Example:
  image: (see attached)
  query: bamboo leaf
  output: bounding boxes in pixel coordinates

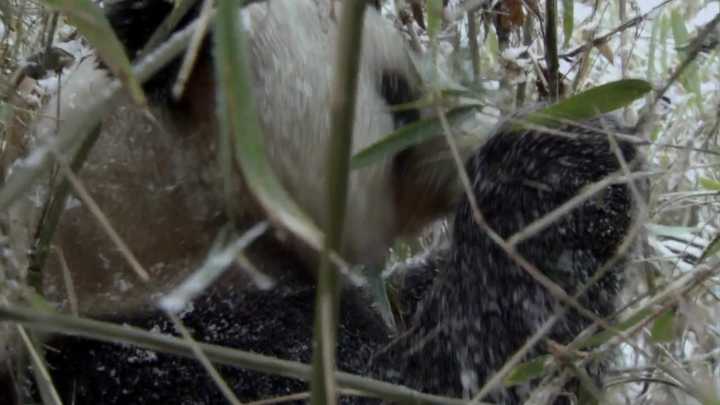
[698,234,720,264]
[699,177,720,191]
[670,9,702,104]
[513,79,652,131]
[579,308,653,349]
[214,0,325,253]
[648,15,660,80]
[562,0,573,48]
[650,308,676,343]
[426,0,443,40]
[351,106,477,170]
[43,0,146,105]
[504,355,550,386]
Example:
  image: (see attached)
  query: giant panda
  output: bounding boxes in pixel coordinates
[0,1,646,404]
[15,114,645,405]
[26,0,451,314]
[1,0,452,402]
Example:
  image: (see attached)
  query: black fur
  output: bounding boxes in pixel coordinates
[380,70,421,128]
[20,115,643,404]
[103,0,179,59]
[370,116,643,403]
[8,2,645,403]
[101,0,206,103]
[103,0,414,128]
[30,273,387,404]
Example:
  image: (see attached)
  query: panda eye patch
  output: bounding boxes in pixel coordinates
[380,70,421,129]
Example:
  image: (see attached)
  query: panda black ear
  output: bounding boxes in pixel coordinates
[104,0,178,60]
[102,0,212,105]
[380,70,421,129]
[377,60,465,234]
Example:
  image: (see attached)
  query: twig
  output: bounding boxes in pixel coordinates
[17,325,62,405]
[560,0,676,59]
[544,0,559,101]
[172,0,213,99]
[51,153,149,281]
[638,11,720,134]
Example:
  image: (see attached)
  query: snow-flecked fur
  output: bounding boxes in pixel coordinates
[27,115,644,405]
[371,116,644,403]
[2,1,645,404]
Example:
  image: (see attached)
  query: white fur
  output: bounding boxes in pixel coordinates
[19,0,420,313]
[243,0,416,262]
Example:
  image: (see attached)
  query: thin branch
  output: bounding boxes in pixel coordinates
[167,312,243,405]
[51,154,149,281]
[544,0,559,101]
[560,0,676,59]
[638,11,720,134]
[18,325,63,405]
